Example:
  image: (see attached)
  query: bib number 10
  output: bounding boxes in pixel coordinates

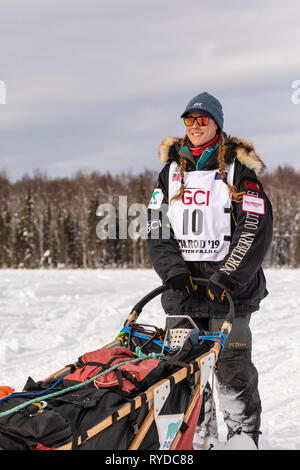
[183,208,203,235]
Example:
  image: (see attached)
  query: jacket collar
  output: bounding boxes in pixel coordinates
[158,133,266,174]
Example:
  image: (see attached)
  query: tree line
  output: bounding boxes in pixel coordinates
[0,166,299,269]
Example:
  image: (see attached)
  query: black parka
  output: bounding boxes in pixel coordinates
[147,134,273,318]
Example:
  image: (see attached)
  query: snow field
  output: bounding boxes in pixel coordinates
[0,268,299,450]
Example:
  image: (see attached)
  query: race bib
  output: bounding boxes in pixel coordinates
[167,161,235,262]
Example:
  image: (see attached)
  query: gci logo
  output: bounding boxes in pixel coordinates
[181,189,210,206]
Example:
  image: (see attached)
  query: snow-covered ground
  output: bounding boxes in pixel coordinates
[0,268,299,450]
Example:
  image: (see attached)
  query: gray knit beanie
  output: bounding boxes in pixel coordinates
[180,92,224,129]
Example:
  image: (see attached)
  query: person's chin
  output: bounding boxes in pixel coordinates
[190,136,209,147]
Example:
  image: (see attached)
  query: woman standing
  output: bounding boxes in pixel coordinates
[147,92,273,449]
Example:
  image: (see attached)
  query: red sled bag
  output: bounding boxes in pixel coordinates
[0,345,180,450]
[63,346,162,393]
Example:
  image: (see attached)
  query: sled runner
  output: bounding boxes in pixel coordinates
[0,278,234,451]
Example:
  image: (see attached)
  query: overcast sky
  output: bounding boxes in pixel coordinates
[0,0,300,181]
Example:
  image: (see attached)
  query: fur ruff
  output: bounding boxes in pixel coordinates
[158,136,265,174]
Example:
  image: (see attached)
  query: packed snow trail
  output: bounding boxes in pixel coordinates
[0,268,299,450]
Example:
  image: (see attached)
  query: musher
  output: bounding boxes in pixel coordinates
[146,91,273,449]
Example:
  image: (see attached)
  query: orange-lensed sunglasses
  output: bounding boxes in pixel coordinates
[183,116,209,126]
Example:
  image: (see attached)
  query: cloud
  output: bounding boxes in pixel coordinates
[0,0,300,181]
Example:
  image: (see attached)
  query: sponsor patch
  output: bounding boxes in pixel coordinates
[242,194,265,214]
[148,188,164,209]
[244,179,260,192]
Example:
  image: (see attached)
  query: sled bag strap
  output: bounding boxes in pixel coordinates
[164,360,193,379]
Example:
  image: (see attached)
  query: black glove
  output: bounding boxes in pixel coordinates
[206,280,228,303]
[167,274,198,295]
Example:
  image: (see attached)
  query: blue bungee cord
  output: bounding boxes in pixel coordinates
[120,326,226,351]
[0,377,64,404]
[199,331,227,349]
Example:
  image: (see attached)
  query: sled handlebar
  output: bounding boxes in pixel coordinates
[125,277,235,332]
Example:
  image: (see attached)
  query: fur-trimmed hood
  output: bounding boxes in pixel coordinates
[158,135,266,174]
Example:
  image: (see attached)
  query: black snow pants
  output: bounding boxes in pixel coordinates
[194,314,261,446]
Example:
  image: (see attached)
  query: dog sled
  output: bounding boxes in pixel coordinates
[0,278,234,451]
